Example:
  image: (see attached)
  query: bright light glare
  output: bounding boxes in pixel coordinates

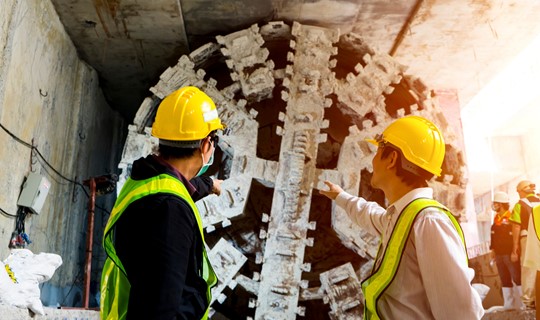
[462,33,540,129]
[461,32,540,173]
[461,131,496,173]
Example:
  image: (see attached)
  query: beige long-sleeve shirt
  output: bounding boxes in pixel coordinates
[335,187,484,320]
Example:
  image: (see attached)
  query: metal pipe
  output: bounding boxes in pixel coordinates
[389,0,423,56]
[83,178,96,309]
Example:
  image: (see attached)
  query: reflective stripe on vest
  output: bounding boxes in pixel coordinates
[100,174,218,320]
[533,205,540,241]
[361,198,466,320]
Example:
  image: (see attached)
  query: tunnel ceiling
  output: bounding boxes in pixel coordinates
[49,0,540,122]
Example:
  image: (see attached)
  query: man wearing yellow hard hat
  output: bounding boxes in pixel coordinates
[321,115,484,319]
[100,87,224,319]
[511,180,540,311]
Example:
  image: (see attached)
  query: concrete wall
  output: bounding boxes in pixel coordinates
[0,0,125,307]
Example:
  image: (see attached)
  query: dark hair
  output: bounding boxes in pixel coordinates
[380,144,433,188]
[158,145,197,160]
[158,131,217,160]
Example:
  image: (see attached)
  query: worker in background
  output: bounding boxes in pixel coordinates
[490,191,524,310]
[510,180,540,309]
[320,115,484,319]
[100,86,224,320]
[524,205,540,319]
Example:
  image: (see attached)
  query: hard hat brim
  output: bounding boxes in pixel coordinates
[365,138,378,146]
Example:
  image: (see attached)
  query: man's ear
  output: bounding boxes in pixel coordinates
[201,136,212,152]
[386,150,399,170]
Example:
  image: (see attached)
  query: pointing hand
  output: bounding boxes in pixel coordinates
[319,180,343,200]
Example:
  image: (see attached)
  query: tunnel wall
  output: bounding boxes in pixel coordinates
[0,0,125,307]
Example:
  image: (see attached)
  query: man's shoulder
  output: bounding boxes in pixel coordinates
[126,190,191,212]
[512,201,523,211]
[416,205,455,221]
[519,196,540,208]
[127,193,197,226]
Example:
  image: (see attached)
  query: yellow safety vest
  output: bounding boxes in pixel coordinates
[361,198,466,320]
[100,174,218,320]
[533,205,540,241]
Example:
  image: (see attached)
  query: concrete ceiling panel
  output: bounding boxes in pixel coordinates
[50,0,540,127]
[50,0,190,117]
[180,0,274,35]
[393,0,540,107]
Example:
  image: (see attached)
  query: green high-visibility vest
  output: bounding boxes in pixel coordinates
[361,198,466,320]
[533,205,540,241]
[100,174,218,320]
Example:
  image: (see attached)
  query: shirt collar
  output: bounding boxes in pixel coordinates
[387,187,433,215]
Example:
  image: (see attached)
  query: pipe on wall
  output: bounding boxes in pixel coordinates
[389,0,423,56]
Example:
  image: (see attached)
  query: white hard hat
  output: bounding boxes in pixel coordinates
[493,191,509,203]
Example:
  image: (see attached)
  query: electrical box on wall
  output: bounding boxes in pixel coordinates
[17,173,51,214]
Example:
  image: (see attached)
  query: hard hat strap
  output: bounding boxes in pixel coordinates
[381,141,427,178]
[400,156,424,177]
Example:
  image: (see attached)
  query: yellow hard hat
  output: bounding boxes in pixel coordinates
[367,115,445,176]
[152,86,224,145]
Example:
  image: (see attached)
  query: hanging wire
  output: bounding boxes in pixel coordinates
[0,122,112,216]
[0,122,81,184]
[0,206,17,218]
[1,121,116,307]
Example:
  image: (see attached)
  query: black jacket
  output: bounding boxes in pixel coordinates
[490,213,513,255]
[114,155,213,320]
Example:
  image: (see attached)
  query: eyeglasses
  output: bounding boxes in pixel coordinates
[518,184,536,193]
[374,133,387,148]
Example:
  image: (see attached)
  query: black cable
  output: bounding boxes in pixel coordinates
[96,203,111,216]
[33,146,81,185]
[0,206,17,218]
[0,122,33,148]
[2,121,114,306]
[16,207,28,234]
[0,121,113,216]
[35,150,70,186]
[0,122,82,185]
[60,265,84,306]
